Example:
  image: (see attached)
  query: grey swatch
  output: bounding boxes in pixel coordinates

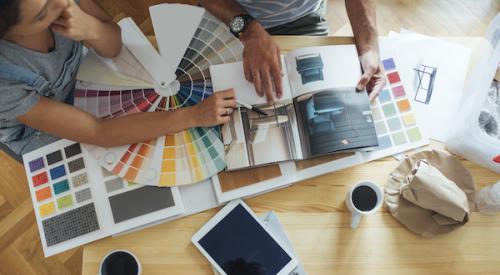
[42,203,100,246]
[105,178,124,193]
[72,173,88,188]
[108,186,175,224]
[75,188,92,203]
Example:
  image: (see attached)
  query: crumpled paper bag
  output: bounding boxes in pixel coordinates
[385,150,475,237]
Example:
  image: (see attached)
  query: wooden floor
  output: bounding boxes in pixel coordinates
[0,1,498,274]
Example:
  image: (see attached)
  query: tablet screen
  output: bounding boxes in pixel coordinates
[199,204,292,275]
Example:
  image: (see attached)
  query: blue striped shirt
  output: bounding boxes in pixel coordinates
[237,0,322,29]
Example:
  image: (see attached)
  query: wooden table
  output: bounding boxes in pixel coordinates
[82,37,500,275]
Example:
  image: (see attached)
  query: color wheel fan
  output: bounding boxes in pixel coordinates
[74,4,244,186]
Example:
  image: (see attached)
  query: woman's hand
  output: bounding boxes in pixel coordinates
[50,0,100,41]
[191,89,237,127]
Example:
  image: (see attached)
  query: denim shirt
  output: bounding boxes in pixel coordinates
[0,34,83,157]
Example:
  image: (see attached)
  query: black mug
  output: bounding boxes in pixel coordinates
[100,250,141,275]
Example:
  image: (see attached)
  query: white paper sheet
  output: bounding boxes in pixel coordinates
[390,31,472,142]
[210,56,294,105]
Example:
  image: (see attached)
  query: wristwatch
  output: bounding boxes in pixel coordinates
[229,14,255,38]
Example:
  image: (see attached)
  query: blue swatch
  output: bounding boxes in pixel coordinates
[377,135,392,149]
[379,89,391,103]
[50,165,66,180]
[387,117,402,131]
[382,58,396,71]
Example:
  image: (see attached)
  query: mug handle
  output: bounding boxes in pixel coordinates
[351,212,362,229]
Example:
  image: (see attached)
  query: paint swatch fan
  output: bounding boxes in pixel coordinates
[75,4,244,186]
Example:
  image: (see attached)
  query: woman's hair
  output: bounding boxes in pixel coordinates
[0,0,21,38]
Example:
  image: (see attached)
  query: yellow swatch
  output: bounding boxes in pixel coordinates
[39,202,55,217]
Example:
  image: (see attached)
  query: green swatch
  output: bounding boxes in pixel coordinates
[57,195,73,209]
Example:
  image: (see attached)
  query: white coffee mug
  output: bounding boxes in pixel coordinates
[346,180,384,229]
[98,250,142,275]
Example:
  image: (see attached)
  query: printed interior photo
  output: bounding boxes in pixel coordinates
[222,104,301,170]
[294,88,379,158]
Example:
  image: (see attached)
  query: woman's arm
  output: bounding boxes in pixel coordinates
[51,0,122,57]
[17,90,236,147]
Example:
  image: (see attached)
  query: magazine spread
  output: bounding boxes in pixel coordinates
[210,45,379,170]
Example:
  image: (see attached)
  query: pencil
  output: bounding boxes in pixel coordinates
[236,100,268,116]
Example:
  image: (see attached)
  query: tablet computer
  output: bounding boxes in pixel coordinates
[192,199,298,275]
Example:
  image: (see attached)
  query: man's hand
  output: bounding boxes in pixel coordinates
[241,22,283,104]
[356,48,386,101]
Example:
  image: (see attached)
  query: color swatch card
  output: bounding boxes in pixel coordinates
[361,38,429,161]
[75,5,244,187]
[23,139,185,257]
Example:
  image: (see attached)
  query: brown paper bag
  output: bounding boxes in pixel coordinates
[385,150,475,237]
[400,160,469,223]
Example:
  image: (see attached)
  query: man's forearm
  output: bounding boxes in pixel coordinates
[199,0,247,25]
[345,0,379,54]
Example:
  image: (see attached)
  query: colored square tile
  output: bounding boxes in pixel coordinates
[72,173,88,187]
[53,180,70,195]
[162,159,176,173]
[57,195,73,210]
[163,147,175,159]
[379,89,391,103]
[160,174,176,186]
[375,121,387,135]
[35,186,52,202]
[382,58,396,71]
[39,202,55,218]
[382,103,397,118]
[387,117,402,131]
[407,127,423,142]
[105,178,124,193]
[29,157,45,173]
[50,165,66,180]
[68,158,85,173]
[32,172,49,187]
[387,72,401,84]
[392,132,408,145]
[75,188,92,203]
[377,135,393,149]
[46,150,63,165]
[403,114,416,127]
[372,107,382,121]
[392,86,406,98]
[64,143,82,159]
[127,181,137,187]
[397,99,411,113]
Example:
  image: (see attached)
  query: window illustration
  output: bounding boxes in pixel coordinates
[413,63,437,105]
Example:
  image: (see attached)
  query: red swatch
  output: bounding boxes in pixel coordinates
[387,72,401,84]
[493,155,500,164]
[32,172,49,187]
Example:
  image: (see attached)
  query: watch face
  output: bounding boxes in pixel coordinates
[230,16,245,33]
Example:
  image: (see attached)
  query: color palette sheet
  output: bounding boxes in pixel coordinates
[23,139,184,257]
[75,5,243,187]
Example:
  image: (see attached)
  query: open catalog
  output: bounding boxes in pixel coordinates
[210,45,379,170]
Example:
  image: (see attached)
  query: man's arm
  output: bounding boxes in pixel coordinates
[199,0,283,104]
[345,0,385,100]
